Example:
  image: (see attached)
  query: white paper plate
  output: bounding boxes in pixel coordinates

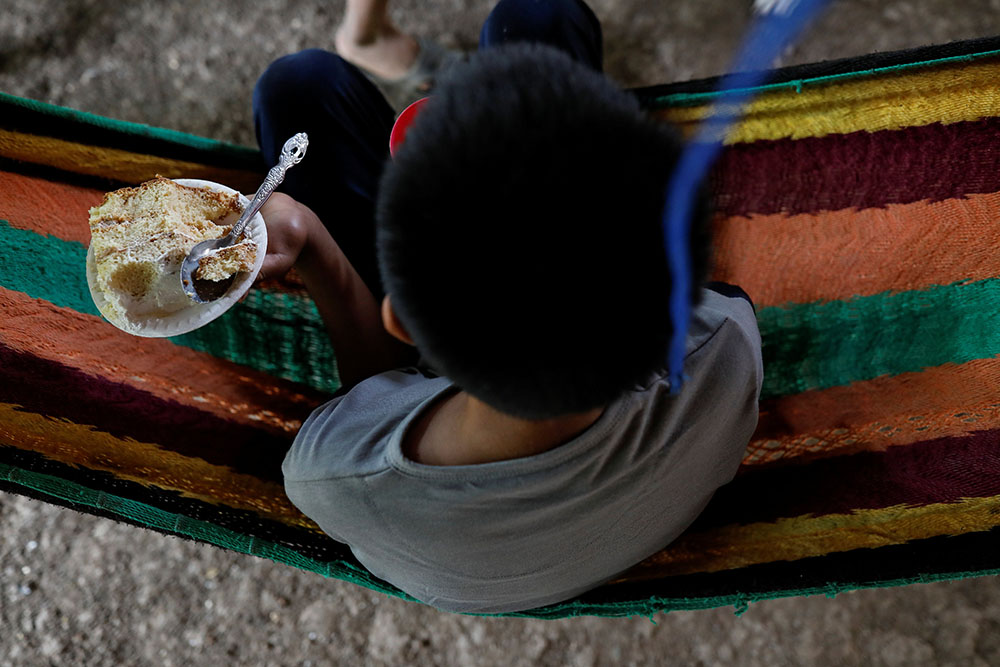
[86,178,268,338]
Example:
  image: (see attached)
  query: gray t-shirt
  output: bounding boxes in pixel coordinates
[283,289,762,613]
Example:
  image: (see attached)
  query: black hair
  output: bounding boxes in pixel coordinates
[377,43,711,419]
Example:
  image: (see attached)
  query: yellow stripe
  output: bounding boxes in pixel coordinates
[657,60,1000,143]
[616,495,1000,582]
[0,128,262,192]
[0,402,319,531]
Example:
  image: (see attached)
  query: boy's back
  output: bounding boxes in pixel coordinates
[284,289,761,613]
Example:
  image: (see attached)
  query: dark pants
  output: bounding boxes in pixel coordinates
[252,0,603,298]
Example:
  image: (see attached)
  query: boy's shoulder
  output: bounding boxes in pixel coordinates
[282,368,451,482]
[684,286,762,398]
[631,287,761,394]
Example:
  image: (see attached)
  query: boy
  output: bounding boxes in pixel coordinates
[254,1,762,613]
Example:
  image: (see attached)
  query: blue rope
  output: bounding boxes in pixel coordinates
[664,0,831,393]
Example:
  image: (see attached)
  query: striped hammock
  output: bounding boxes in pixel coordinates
[2,36,1000,620]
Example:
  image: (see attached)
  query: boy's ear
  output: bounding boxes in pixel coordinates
[381,295,415,346]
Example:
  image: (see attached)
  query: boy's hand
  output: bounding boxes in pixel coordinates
[256,192,414,386]
[258,192,315,281]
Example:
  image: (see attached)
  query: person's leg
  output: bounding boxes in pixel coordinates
[253,48,394,297]
[479,0,603,71]
[334,0,421,82]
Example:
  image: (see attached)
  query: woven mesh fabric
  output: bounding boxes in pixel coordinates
[2,37,1000,618]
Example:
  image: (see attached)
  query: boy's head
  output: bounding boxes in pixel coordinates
[376,43,711,420]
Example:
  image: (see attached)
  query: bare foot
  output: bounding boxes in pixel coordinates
[335,25,420,81]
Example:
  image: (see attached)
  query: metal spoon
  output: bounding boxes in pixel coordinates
[180,132,309,303]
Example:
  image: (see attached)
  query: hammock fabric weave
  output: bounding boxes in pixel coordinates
[2,36,1000,619]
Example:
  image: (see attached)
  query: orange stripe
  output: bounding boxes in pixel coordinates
[0,169,102,244]
[712,191,1000,308]
[747,357,1000,466]
[617,495,1000,581]
[0,402,318,530]
[0,287,323,434]
[0,128,262,192]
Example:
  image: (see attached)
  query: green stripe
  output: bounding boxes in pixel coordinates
[0,91,260,163]
[0,220,98,315]
[758,280,1000,399]
[173,291,340,395]
[2,461,999,619]
[10,219,1000,401]
[651,47,1000,108]
[0,220,339,394]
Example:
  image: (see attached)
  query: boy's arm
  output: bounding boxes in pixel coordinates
[259,193,414,389]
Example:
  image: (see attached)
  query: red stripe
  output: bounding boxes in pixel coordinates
[713,117,1000,217]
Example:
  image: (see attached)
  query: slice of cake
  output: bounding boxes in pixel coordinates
[195,240,258,281]
[89,177,257,322]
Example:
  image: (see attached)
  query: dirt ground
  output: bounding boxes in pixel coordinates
[3,1,1000,665]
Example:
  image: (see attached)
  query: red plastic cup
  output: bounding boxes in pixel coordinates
[389,97,431,158]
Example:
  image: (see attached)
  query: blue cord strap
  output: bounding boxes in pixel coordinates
[664,0,830,393]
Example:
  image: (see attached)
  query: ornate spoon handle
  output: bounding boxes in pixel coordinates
[231,132,309,238]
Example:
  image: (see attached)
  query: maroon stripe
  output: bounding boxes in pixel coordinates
[692,429,1000,530]
[0,342,304,482]
[713,117,1000,217]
